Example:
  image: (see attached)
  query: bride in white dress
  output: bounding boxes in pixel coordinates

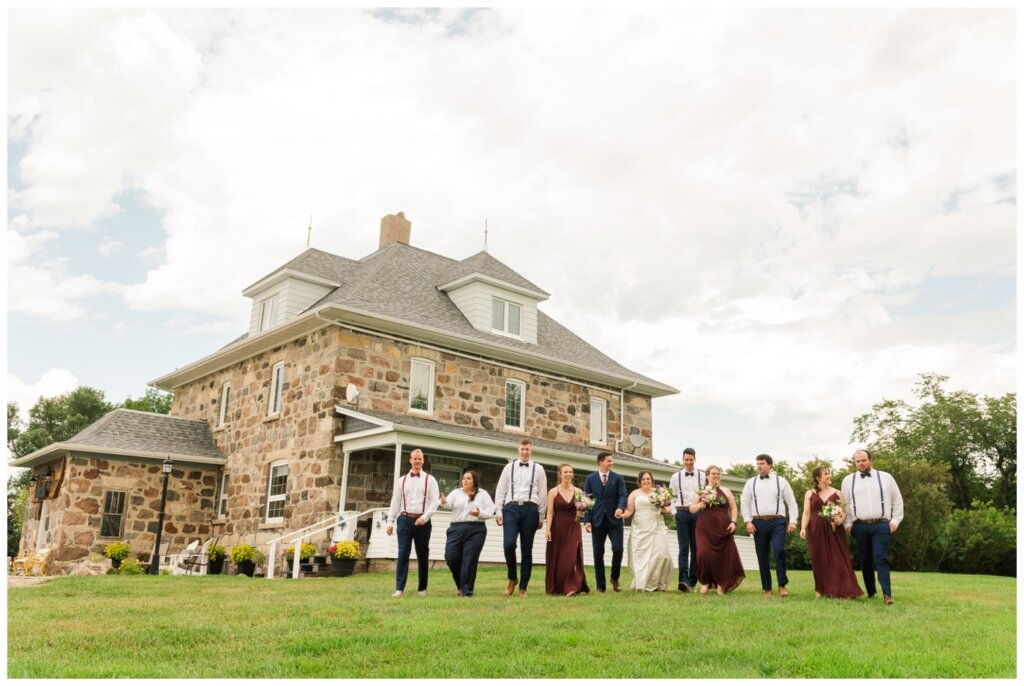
[622,470,674,592]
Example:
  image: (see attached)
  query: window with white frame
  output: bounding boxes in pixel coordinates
[589,397,607,446]
[258,295,278,332]
[268,363,285,416]
[218,383,231,426]
[217,472,230,518]
[100,490,126,538]
[265,462,288,521]
[431,465,462,498]
[491,298,521,336]
[505,379,526,430]
[409,358,435,412]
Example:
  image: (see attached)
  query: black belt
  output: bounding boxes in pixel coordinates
[450,521,485,526]
[859,518,889,524]
[753,515,784,521]
[506,501,538,507]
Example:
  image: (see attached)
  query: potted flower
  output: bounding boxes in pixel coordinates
[103,541,131,570]
[283,542,318,574]
[229,544,265,577]
[327,540,360,577]
[207,544,227,575]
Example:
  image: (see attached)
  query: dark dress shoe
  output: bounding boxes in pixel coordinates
[596,587,605,593]
[612,581,622,592]
[678,582,690,593]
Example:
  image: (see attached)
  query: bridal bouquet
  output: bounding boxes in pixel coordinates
[649,485,675,508]
[697,484,725,508]
[574,491,594,522]
[820,500,845,525]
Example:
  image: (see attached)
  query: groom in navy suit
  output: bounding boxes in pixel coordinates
[583,451,628,592]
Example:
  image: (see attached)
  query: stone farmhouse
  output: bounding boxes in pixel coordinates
[14,213,751,575]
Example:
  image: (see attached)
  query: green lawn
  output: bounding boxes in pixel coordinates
[7,567,1016,678]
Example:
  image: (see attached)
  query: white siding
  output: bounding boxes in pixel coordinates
[247,278,333,335]
[447,281,539,344]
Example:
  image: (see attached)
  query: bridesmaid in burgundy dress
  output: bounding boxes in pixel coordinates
[545,464,590,596]
[800,466,863,599]
[689,465,745,595]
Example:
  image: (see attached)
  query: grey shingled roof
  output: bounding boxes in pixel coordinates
[444,250,549,296]
[345,407,669,468]
[253,241,672,391]
[66,409,224,459]
[244,248,355,290]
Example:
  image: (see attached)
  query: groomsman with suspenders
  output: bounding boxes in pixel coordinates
[385,448,440,597]
[494,438,548,598]
[841,449,904,605]
[741,453,799,597]
[671,447,703,592]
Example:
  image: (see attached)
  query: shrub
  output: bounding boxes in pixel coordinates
[207,544,227,562]
[117,559,146,575]
[936,502,1016,577]
[159,568,172,576]
[284,543,318,561]
[327,540,360,559]
[230,544,265,565]
[103,541,130,562]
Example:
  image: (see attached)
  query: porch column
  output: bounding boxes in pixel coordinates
[338,450,351,513]
[393,443,403,483]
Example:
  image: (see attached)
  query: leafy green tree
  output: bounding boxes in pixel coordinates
[121,388,173,415]
[935,502,1016,577]
[10,387,114,459]
[7,471,29,558]
[852,373,1016,510]
[725,464,757,479]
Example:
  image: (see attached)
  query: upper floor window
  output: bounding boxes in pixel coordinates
[258,295,278,332]
[409,358,435,413]
[505,379,526,430]
[265,461,288,521]
[218,383,231,426]
[491,298,521,336]
[100,490,126,538]
[268,363,285,416]
[589,397,607,446]
[217,472,230,518]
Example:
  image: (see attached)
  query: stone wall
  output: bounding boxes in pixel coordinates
[19,456,217,573]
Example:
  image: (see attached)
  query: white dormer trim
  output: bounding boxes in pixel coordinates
[242,268,341,297]
[438,272,549,301]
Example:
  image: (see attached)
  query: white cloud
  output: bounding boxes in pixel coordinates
[7,369,81,422]
[97,238,125,256]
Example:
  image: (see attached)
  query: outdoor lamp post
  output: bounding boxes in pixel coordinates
[149,457,174,575]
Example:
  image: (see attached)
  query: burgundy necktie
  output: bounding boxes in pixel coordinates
[601,473,607,486]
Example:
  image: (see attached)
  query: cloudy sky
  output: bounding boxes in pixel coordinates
[6,8,1016,469]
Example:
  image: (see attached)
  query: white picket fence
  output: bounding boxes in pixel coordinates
[362,508,758,571]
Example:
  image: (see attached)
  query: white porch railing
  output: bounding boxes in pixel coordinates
[265,509,372,579]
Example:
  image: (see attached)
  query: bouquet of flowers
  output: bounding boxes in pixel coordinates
[649,485,675,508]
[820,500,845,525]
[574,491,594,522]
[697,484,725,508]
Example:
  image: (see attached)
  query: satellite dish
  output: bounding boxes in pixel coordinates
[629,433,648,448]
[345,383,361,405]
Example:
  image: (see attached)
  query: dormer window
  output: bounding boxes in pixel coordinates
[491,298,521,337]
[258,295,278,332]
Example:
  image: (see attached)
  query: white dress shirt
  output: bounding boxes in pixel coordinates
[442,489,496,523]
[671,469,705,508]
[841,470,904,528]
[494,459,548,519]
[740,474,799,525]
[387,470,440,524]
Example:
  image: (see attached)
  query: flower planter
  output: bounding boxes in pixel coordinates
[237,560,256,577]
[110,558,123,570]
[332,557,356,577]
[208,558,224,575]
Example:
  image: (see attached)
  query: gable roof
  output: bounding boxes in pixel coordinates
[441,250,550,296]
[9,409,226,469]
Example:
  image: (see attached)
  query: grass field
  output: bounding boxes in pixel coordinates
[7,567,1016,678]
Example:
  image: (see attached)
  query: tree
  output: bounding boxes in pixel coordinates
[851,373,1016,510]
[9,387,115,459]
[7,471,29,558]
[121,388,173,415]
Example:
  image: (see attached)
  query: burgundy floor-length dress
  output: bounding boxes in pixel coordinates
[545,491,590,595]
[694,487,745,593]
[807,491,864,599]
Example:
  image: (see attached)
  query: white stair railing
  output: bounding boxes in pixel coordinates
[264,509,377,579]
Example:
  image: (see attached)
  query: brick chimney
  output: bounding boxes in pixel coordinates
[379,212,411,248]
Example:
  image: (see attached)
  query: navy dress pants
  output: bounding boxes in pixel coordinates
[753,518,789,591]
[590,522,623,590]
[502,503,539,589]
[675,509,699,587]
[850,520,893,597]
[445,522,487,596]
[395,516,431,592]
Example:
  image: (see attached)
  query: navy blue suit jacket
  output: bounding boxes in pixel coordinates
[583,471,628,528]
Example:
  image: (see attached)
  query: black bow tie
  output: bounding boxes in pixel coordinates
[518,462,529,467]
[410,473,420,478]
[684,472,694,477]
[860,471,871,478]
[759,475,770,480]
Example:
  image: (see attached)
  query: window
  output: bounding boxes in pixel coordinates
[505,379,526,430]
[409,358,435,413]
[218,383,231,426]
[432,465,462,497]
[100,490,126,537]
[258,296,277,332]
[217,472,230,518]
[589,397,607,446]
[268,363,285,416]
[265,462,288,521]
[491,298,521,336]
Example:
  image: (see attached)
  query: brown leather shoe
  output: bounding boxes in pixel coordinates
[762,590,772,597]
[596,587,605,593]
[518,589,527,598]
[884,595,894,606]
[612,581,622,592]
[778,586,788,598]
[504,580,516,596]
